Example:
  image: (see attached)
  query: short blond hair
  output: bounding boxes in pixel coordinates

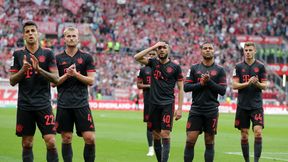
[63,27,79,36]
[244,42,256,48]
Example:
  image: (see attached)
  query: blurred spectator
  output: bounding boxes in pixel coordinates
[0,0,287,103]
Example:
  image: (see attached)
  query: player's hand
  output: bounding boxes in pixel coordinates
[249,76,258,84]
[153,42,167,49]
[203,74,210,82]
[248,77,254,85]
[174,109,182,121]
[30,54,40,73]
[67,64,77,77]
[200,78,205,86]
[252,76,259,84]
[21,55,32,73]
[201,72,210,85]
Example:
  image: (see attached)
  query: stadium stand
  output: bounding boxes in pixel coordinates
[0,0,287,105]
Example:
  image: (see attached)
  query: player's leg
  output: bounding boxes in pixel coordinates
[241,129,250,162]
[144,103,154,156]
[82,131,96,162]
[149,104,162,161]
[204,133,214,162]
[160,104,174,162]
[56,108,74,162]
[37,108,59,162]
[75,107,95,162]
[253,126,262,162]
[22,136,34,162]
[61,132,73,162]
[203,113,218,162]
[152,130,162,162]
[16,109,36,162]
[235,108,250,162]
[184,131,200,162]
[251,109,264,162]
[43,134,59,162]
[184,114,202,162]
[146,126,154,156]
[160,129,170,162]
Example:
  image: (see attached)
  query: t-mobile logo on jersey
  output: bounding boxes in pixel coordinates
[153,70,167,81]
[242,75,250,82]
[153,70,162,80]
[25,67,33,78]
[242,75,258,82]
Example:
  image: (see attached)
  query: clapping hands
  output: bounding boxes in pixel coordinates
[200,71,210,86]
[66,64,77,77]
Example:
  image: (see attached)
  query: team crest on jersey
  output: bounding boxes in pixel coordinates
[242,69,246,72]
[235,120,240,126]
[210,70,217,76]
[77,58,83,64]
[186,122,191,129]
[38,55,46,63]
[197,71,202,74]
[156,65,160,68]
[16,124,23,133]
[254,67,259,73]
[166,66,173,73]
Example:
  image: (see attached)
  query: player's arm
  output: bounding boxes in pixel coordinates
[10,55,31,86]
[134,42,166,65]
[137,69,150,89]
[30,54,59,84]
[137,79,150,89]
[53,62,79,87]
[10,70,27,86]
[184,81,203,92]
[38,66,59,84]
[232,66,250,90]
[175,80,184,121]
[75,71,95,86]
[68,54,95,86]
[67,64,94,86]
[253,65,268,90]
[52,73,69,87]
[254,80,267,90]
[184,67,203,92]
[206,69,227,96]
[66,63,94,86]
[232,77,250,90]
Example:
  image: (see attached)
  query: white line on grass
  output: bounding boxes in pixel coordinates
[0,156,21,162]
[224,152,288,161]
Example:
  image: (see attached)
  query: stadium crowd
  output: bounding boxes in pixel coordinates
[0,0,287,103]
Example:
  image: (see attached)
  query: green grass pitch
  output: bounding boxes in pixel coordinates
[0,108,287,162]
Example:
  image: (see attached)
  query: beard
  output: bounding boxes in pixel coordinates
[203,55,213,60]
[26,39,37,45]
[158,54,168,60]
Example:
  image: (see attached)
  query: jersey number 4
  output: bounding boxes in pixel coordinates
[254,114,263,121]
